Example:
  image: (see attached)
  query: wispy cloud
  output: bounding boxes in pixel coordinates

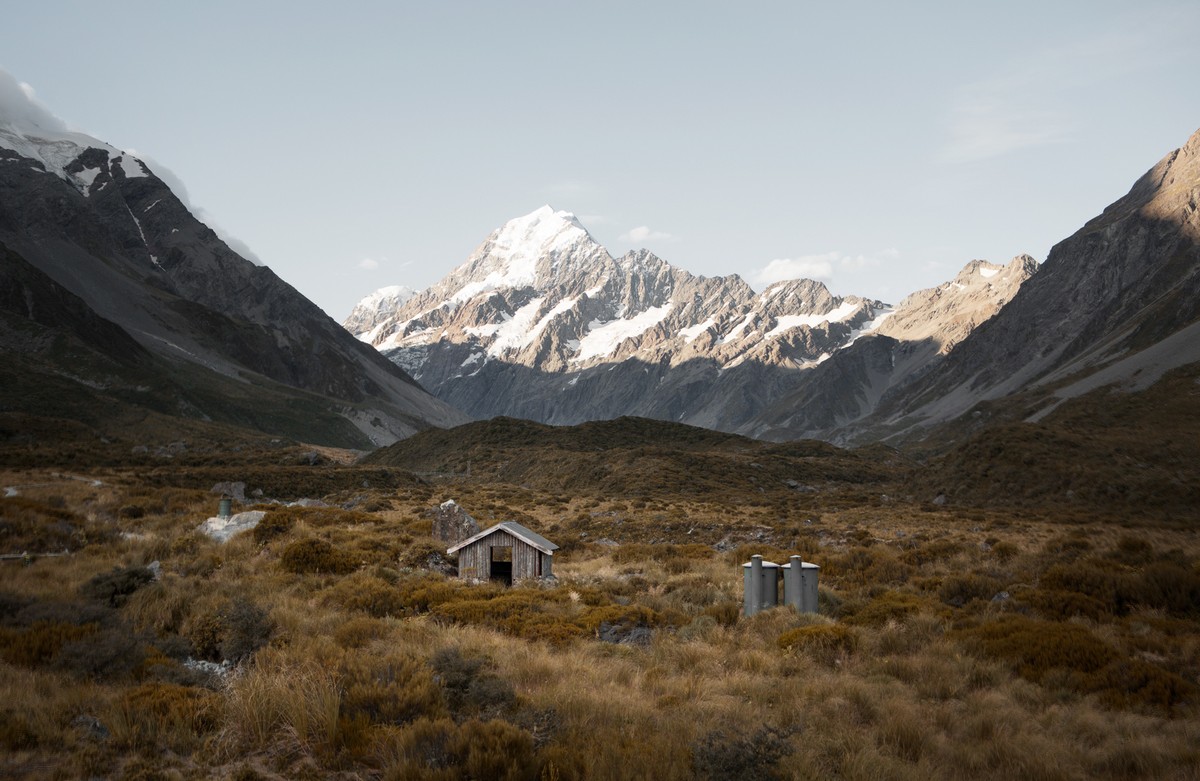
[752,249,900,287]
[940,20,1176,164]
[358,258,380,271]
[0,70,68,133]
[752,254,835,286]
[621,225,675,243]
[942,101,1069,164]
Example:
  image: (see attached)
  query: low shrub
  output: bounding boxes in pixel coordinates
[0,711,38,751]
[955,614,1197,712]
[938,573,1004,608]
[377,717,536,781]
[110,683,222,752]
[577,604,660,633]
[430,648,516,717]
[702,602,741,628]
[1090,657,1196,712]
[334,616,389,649]
[777,623,858,665]
[953,615,1117,684]
[325,575,405,618]
[1021,588,1107,621]
[900,538,965,567]
[183,598,273,662]
[1040,562,1123,614]
[824,546,910,586]
[1137,562,1200,617]
[221,599,274,661]
[250,511,294,544]
[845,591,926,626]
[81,565,155,608]
[280,538,357,575]
[340,651,445,726]
[0,620,98,667]
[693,725,792,781]
[54,626,150,681]
[394,576,468,613]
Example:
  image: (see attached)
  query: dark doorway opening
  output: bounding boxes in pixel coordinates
[490,546,513,586]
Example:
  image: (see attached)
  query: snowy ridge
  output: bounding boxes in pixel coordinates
[342,207,1035,433]
[0,120,149,198]
[346,206,893,373]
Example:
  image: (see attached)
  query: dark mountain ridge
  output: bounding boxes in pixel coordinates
[0,117,468,448]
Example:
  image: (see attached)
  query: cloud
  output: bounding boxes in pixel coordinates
[358,258,379,270]
[752,249,901,287]
[939,19,1182,164]
[942,100,1069,164]
[1,70,266,268]
[0,69,68,133]
[621,225,675,243]
[752,254,836,287]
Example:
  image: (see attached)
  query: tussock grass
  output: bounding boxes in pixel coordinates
[1,462,1198,779]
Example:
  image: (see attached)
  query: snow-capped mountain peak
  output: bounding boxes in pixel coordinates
[492,205,589,257]
[0,72,150,199]
[423,206,613,307]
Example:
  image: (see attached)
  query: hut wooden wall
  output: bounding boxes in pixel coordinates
[455,529,547,581]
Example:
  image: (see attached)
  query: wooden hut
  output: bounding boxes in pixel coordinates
[447,521,557,585]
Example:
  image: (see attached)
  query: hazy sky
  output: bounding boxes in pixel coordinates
[2,1,1197,319]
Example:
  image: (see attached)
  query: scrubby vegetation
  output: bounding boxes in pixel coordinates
[1,419,1198,779]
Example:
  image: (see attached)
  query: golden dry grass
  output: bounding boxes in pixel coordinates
[0,464,1198,780]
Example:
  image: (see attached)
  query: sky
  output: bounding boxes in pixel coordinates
[1,1,1197,320]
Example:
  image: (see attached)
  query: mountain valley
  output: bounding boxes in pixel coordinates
[1,73,1199,781]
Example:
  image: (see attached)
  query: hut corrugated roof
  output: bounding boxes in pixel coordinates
[446,521,558,555]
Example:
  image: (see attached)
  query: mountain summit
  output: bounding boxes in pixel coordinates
[347,207,1031,432]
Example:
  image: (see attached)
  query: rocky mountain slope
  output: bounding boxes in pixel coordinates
[851,126,1200,447]
[348,206,1033,433]
[743,255,1039,441]
[0,99,467,448]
